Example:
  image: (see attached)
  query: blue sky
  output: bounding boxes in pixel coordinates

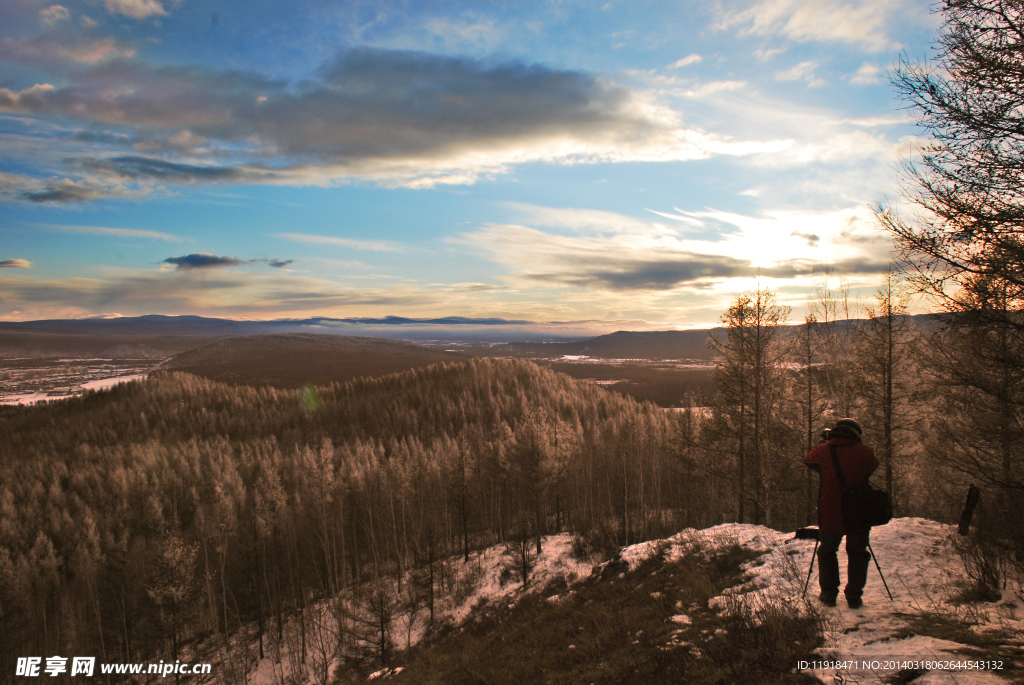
[0,0,938,329]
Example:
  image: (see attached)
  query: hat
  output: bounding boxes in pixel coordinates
[833,418,863,438]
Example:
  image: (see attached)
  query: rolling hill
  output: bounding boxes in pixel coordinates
[502,329,724,361]
[158,333,470,387]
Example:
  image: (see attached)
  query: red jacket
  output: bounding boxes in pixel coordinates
[805,438,879,534]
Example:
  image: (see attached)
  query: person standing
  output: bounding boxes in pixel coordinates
[805,418,879,608]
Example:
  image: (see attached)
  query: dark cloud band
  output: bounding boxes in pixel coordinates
[524,253,892,292]
[162,254,295,270]
[70,157,247,182]
[163,254,245,270]
[0,47,671,200]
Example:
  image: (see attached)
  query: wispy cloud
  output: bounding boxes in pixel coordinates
[0,268,443,319]
[1,35,135,68]
[669,54,702,68]
[36,223,184,242]
[0,259,33,268]
[775,61,826,87]
[67,157,249,183]
[19,176,149,203]
[102,0,177,20]
[273,232,403,252]
[850,62,884,85]
[713,0,918,52]
[754,47,786,61]
[644,208,705,226]
[39,5,70,26]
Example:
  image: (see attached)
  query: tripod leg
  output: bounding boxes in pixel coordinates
[868,542,894,602]
[802,539,819,597]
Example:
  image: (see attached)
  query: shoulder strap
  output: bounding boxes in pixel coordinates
[829,444,848,491]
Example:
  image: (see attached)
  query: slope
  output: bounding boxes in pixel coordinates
[220,519,1020,684]
[158,333,470,387]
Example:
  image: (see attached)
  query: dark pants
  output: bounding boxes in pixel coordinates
[817,531,871,602]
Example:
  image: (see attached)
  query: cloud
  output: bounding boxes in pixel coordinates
[67,156,251,183]
[681,80,748,97]
[21,177,145,203]
[456,204,896,294]
[0,170,34,194]
[161,254,297,270]
[1,35,136,67]
[0,268,443,318]
[534,255,758,290]
[754,47,786,61]
[0,259,33,268]
[39,5,70,25]
[456,223,753,292]
[503,202,655,234]
[162,254,245,270]
[102,0,173,19]
[790,230,820,246]
[850,62,884,85]
[775,61,826,87]
[714,0,914,52]
[0,47,792,197]
[669,54,702,68]
[422,17,502,48]
[166,129,208,152]
[1,164,156,205]
[35,223,184,241]
[0,83,56,113]
[645,208,706,226]
[273,232,403,252]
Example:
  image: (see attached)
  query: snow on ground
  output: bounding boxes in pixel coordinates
[619,517,1020,684]
[243,533,597,685]
[79,374,145,390]
[0,391,54,406]
[438,532,594,629]
[0,375,144,405]
[238,518,1018,684]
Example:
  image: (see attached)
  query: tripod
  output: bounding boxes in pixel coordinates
[795,527,893,602]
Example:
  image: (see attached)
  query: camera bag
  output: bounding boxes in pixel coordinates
[829,444,892,528]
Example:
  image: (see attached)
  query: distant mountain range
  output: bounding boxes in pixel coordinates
[0,313,942,360]
[0,314,585,358]
[1,314,531,335]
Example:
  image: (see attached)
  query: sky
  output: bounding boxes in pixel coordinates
[0,0,941,330]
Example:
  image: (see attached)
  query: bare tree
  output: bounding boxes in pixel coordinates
[812,267,859,419]
[853,268,921,513]
[878,0,1024,313]
[709,284,791,524]
[791,311,826,526]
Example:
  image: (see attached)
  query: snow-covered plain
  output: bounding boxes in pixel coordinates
[233,518,1020,684]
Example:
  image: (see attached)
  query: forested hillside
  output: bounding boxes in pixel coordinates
[159,333,469,388]
[0,358,720,677]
